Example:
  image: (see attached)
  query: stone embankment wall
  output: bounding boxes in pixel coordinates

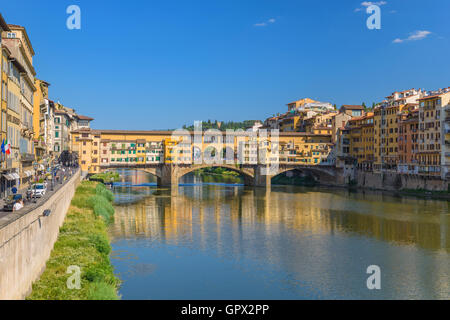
[356,171,448,191]
[0,171,81,300]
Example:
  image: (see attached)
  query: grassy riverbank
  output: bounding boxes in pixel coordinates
[27,181,120,300]
[89,171,120,183]
[196,167,243,184]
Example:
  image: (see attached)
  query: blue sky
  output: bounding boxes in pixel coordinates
[1,0,449,130]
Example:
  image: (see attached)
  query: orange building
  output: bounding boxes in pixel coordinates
[398,105,419,174]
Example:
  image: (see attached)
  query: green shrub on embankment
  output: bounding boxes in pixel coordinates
[89,171,120,183]
[27,181,120,300]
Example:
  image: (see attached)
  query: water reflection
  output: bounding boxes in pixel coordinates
[110,186,450,253]
[108,170,450,299]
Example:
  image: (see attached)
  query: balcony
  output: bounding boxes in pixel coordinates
[34,139,46,150]
[21,153,35,163]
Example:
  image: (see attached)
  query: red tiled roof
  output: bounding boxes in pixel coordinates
[76,115,94,121]
[341,105,364,110]
[0,14,10,31]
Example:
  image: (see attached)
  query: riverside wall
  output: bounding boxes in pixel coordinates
[0,171,81,300]
[355,171,448,191]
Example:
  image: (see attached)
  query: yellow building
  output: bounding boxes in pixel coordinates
[346,113,374,171]
[312,127,332,135]
[3,24,37,186]
[373,104,406,172]
[287,98,318,111]
[33,79,50,160]
[418,91,450,177]
[72,129,334,174]
[279,113,302,132]
[278,133,333,165]
[0,15,9,153]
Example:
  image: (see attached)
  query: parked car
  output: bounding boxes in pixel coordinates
[30,184,47,198]
[3,194,23,212]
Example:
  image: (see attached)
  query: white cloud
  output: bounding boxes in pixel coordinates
[254,18,276,27]
[393,30,432,43]
[355,1,387,12]
[408,30,431,40]
[361,1,387,6]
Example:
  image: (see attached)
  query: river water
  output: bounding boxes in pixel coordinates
[108,169,450,300]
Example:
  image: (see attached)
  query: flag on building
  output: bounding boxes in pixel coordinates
[4,140,11,155]
[1,139,4,154]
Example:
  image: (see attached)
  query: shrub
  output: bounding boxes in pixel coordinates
[87,282,119,300]
[89,234,111,255]
[96,183,114,202]
[84,267,107,283]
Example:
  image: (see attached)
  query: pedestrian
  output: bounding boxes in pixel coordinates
[13,199,24,211]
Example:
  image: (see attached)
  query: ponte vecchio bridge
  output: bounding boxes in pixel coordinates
[72,129,342,188]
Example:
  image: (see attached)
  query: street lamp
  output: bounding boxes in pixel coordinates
[33,162,39,203]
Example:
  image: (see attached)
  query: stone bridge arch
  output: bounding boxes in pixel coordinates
[99,164,340,188]
[272,165,338,185]
[175,164,255,186]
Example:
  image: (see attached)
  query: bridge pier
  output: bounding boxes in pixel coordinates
[253,165,273,188]
[155,164,273,188]
[157,164,179,187]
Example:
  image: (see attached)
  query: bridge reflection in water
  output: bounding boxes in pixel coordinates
[108,171,450,299]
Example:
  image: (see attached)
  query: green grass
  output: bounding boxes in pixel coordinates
[90,172,120,183]
[27,181,120,300]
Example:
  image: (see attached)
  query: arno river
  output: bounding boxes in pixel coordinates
[108,169,450,300]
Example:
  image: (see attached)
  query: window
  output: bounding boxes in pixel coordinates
[55,131,59,138]
[7,32,16,38]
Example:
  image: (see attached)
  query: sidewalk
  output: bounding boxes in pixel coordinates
[0,185,30,209]
[0,168,80,229]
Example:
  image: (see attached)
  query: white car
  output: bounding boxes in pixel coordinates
[31,184,47,198]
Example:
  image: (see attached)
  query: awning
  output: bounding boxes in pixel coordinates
[20,171,33,178]
[11,173,20,179]
[2,174,14,181]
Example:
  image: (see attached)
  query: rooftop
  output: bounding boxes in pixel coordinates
[0,13,10,31]
[76,115,94,121]
[340,105,365,110]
